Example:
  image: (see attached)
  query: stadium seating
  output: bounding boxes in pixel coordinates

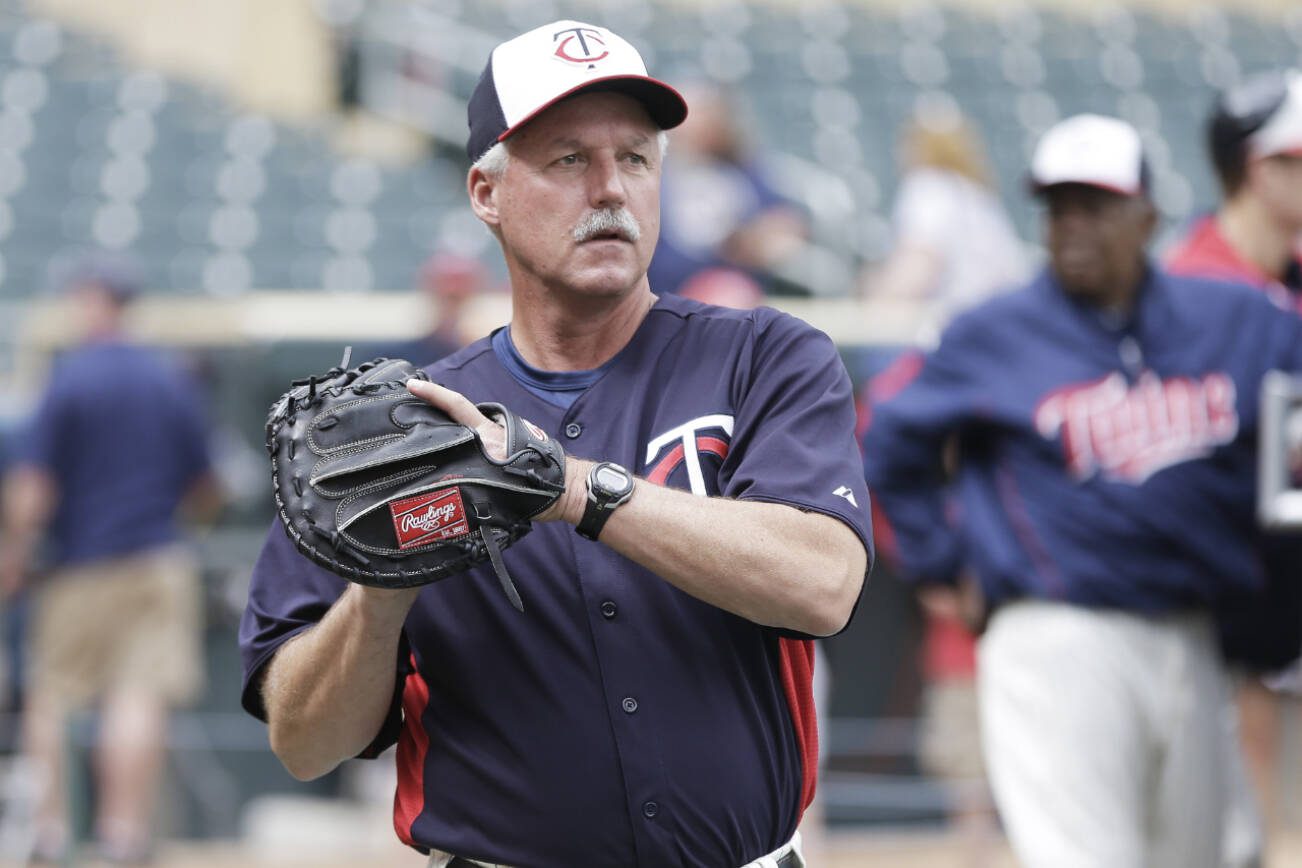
[0,2,1300,299]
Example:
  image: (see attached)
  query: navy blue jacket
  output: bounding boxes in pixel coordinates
[864,266,1302,614]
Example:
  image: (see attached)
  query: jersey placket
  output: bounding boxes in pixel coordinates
[559,395,681,865]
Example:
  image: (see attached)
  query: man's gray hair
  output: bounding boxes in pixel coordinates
[472,131,670,178]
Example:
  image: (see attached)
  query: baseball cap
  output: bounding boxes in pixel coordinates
[1211,69,1302,161]
[53,249,144,303]
[466,20,688,162]
[1028,114,1148,197]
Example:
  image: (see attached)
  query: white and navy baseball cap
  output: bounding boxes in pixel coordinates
[466,20,688,162]
[1029,114,1149,197]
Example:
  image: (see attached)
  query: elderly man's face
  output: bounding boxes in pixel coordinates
[1043,183,1156,305]
[481,91,662,300]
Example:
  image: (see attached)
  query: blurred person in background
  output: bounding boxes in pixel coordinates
[367,250,493,367]
[1167,69,1302,313]
[0,252,221,864]
[648,81,809,297]
[858,103,1025,863]
[860,102,1028,347]
[675,266,766,310]
[1165,67,1302,858]
[863,114,1302,868]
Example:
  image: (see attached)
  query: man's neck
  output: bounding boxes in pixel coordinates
[508,282,656,371]
[1218,197,1296,282]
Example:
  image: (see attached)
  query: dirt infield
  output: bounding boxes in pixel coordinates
[8,827,1300,868]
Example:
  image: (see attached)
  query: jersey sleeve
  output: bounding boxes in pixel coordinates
[719,311,874,561]
[239,517,406,757]
[861,313,991,584]
[13,362,73,472]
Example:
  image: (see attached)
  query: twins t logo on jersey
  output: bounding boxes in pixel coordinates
[644,414,734,496]
[1033,371,1239,483]
[553,26,609,66]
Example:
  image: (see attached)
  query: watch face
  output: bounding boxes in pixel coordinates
[594,463,633,497]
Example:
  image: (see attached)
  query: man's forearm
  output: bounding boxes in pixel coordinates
[263,584,420,780]
[556,459,867,636]
[0,466,56,595]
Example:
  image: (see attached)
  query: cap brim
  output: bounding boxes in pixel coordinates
[1028,176,1143,197]
[497,75,689,144]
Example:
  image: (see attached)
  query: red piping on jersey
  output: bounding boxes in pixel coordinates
[777,637,819,816]
[394,654,431,848]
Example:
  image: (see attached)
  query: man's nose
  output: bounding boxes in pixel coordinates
[1051,204,1099,233]
[587,154,627,209]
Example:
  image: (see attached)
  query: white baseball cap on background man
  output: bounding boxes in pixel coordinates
[1208,68,1302,189]
[466,20,689,162]
[1028,114,1149,196]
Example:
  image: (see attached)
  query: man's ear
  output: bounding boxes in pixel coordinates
[467,167,500,227]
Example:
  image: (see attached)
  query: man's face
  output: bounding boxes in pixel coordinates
[1252,153,1302,232]
[475,91,662,300]
[1043,184,1155,304]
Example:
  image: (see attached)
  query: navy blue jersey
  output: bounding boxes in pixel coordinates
[863,266,1302,614]
[240,293,872,867]
[15,341,212,566]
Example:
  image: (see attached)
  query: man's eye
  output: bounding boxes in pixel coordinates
[627,153,649,165]
[556,154,580,166]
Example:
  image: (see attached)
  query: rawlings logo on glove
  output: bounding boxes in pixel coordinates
[266,354,566,610]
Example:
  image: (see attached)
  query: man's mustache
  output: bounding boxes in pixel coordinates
[573,208,641,243]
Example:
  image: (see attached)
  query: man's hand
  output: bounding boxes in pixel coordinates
[406,379,589,523]
[917,570,988,635]
[1,466,56,601]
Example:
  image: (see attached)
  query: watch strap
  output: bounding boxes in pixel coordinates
[576,462,633,541]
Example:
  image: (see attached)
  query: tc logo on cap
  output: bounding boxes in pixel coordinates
[553,26,609,66]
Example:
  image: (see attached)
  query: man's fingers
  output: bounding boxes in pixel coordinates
[407,379,490,429]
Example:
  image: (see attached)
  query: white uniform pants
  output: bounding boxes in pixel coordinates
[978,601,1232,868]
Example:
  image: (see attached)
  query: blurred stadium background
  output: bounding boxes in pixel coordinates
[1,0,1301,864]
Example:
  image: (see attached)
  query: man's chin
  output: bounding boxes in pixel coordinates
[1054,265,1105,299]
[559,269,645,299]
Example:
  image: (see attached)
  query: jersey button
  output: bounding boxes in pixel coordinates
[600,601,617,619]
[621,697,638,714]
[642,801,659,819]
[564,422,583,439]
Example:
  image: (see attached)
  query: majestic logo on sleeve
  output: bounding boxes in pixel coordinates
[1033,372,1239,483]
[553,26,609,66]
[832,486,859,508]
[644,414,734,496]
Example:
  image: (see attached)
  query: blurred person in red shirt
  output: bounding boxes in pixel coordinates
[1165,69,1302,860]
[1167,70,1302,313]
[676,267,766,310]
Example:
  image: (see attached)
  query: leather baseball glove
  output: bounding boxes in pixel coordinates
[266,355,566,611]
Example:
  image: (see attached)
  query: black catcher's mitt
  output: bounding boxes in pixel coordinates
[266,355,566,610]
